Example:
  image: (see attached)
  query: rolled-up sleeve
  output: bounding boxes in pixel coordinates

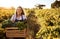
[22,15,27,20]
[10,15,16,21]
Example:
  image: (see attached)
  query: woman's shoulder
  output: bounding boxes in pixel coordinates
[22,15,27,19]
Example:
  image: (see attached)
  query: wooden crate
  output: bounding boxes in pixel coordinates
[5,27,27,38]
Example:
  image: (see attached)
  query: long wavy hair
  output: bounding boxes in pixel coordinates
[16,6,25,16]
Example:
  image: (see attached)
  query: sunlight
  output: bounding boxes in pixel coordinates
[0,0,55,8]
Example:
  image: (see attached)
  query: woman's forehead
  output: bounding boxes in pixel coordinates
[17,7,22,10]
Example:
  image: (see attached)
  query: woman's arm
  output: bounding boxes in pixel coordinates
[22,15,27,20]
[10,15,16,23]
[22,15,27,23]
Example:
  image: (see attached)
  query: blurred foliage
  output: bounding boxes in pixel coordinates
[2,19,27,30]
[0,7,60,39]
[51,0,60,8]
[35,4,45,9]
[0,29,5,39]
[0,7,15,23]
[35,8,60,39]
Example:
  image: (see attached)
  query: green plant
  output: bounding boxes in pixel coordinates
[16,21,27,30]
[2,19,13,28]
[2,19,27,30]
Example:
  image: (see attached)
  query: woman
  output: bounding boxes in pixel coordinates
[10,6,26,39]
[11,6,27,23]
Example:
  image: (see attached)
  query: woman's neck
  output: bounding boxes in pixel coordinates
[17,14,21,16]
[17,15,21,17]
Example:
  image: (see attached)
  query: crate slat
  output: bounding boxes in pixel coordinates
[5,27,27,37]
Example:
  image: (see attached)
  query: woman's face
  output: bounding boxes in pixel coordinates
[16,7,22,15]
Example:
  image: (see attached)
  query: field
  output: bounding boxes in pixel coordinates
[0,7,60,39]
